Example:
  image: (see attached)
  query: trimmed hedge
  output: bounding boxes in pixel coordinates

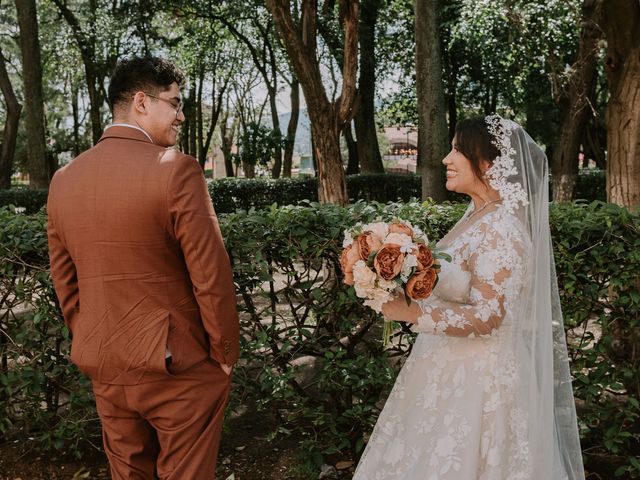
[0,200,636,475]
[0,170,606,214]
[0,188,49,214]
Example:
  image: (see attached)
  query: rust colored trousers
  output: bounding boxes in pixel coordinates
[92,360,231,480]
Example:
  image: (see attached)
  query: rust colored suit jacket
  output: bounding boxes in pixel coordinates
[47,126,239,385]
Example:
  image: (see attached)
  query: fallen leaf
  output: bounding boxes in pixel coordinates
[336,460,355,470]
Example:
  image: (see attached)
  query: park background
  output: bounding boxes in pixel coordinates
[0,0,638,479]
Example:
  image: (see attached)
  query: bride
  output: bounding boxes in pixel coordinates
[352,116,585,480]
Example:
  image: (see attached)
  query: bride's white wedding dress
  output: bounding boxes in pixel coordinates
[353,116,585,480]
[353,207,533,480]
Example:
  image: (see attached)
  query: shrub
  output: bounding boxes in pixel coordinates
[224,199,467,458]
[551,201,639,477]
[208,176,318,213]
[0,200,636,476]
[0,188,48,214]
[573,169,606,202]
[0,169,605,214]
[0,206,98,457]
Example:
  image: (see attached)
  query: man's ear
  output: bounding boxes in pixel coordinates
[131,91,147,114]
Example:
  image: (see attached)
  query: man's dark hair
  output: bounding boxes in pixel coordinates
[107,57,185,112]
[454,117,500,181]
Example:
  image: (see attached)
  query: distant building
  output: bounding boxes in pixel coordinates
[382,126,418,173]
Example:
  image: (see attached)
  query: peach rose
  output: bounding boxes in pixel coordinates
[405,267,437,300]
[356,232,383,261]
[373,243,404,281]
[412,243,434,271]
[388,221,413,237]
[340,243,362,285]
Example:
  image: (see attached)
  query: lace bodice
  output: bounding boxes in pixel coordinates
[414,208,529,338]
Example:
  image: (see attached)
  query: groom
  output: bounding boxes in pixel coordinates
[47,57,239,479]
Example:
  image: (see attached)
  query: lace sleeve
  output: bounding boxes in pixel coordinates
[413,219,526,337]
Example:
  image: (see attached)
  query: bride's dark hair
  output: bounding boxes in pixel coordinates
[454,117,500,181]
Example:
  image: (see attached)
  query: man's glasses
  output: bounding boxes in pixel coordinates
[144,92,183,117]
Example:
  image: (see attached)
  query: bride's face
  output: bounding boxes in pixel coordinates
[442,138,488,196]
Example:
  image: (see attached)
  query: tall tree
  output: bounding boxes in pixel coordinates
[267,0,359,205]
[283,75,300,177]
[354,0,384,173]
[50,0,111,144]
[552,0,601,201]
[317,0,384,173]
[599,0,640,208]
[0,47,21,189]
[219,105,239,177]
[415,0,447,201]
[217,14,286,178]
[15,0,48,188]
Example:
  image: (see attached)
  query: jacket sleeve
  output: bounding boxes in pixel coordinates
[167,154,240,365]
[413,222,525,338]
[47,191,80,332]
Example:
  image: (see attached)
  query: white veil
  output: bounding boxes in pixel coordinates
[485,115,585,479]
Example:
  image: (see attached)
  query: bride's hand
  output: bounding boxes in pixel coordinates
[381,294,421,324]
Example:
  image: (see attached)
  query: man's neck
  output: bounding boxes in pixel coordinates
[106,121,153,143]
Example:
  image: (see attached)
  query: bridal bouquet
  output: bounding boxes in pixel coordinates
[340,219,442,315]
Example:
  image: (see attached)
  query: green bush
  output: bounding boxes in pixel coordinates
[208,176,318,213]
[551,201,639,477]
[224,199,467,458]
[0,188,48,214]
[0,169,606,214]
[0,200,636,476]
[573,169,606,202]
[0,206,98,457]
[207,174,426,213]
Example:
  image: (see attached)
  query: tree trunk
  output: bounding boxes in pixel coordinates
[196,67,205,169]
[310,106,348,203]
[266,0,359,205]
[71,79,80,156]
[268,85,283,178]
[354,0,383,173]
[15,0,49,188]
[0,48,21,189]
[188,85,197,157]
[85,56,103,144]
[442,32,459,142]
[242,159,255,178]
[343,122,359,174]
[552,0,601,202]
[415,0,447,202]
[283,77,300,178]
[600,0,640,208]
[220,111,237,177]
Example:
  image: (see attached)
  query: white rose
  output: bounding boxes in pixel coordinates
[377,277,398,292]
[362,221,388,240]
[401,254,419,282]
[364,288,392,312]
[384,232,413,247]
[353,261,377,298]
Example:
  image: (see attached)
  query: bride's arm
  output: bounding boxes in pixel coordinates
[381,222,525,338]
